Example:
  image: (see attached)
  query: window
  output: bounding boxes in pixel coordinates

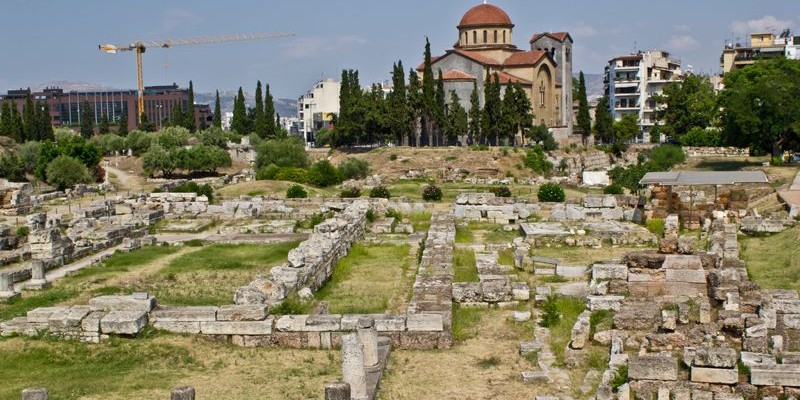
[503,30,506,43]
[464,32,468,44]
[483,30,487,43]
[539,83,546,107]
[494,30,498,43]
[473,31,477,44]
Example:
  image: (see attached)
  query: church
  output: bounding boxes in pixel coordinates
[421,2,573,136]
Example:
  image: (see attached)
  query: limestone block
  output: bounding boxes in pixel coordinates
[511,282,530,301]
[21,388,49,400]
[520,341,541,355]
[782,352,800,364]
[216,305,269,321]
[100,310,148,335]
[750,364,800,387]
[772,299,800,314]
[80,311,104,333]
[783,314,800,329]
[592,264,628,280]
[693,346,737,368]
[556,265,586,278]
[89,294,156,312]
[521,371,550,383]
[150,306,217,322]
[48,305,91,331]
[170,386,195,400]
[26,307,68,324]
[740,352,776,367]
[153,321,201,334]
[628,355,678,381]
[661,310,677,332]
[375,315,406,332]
[275,315,309,332]
[200,320,273,335]
[570,311,591,349]
[406,314,443,331]
[304,315,341,332]
[665,269,706,284]
[513,311,531,322]
[587,295,624,311]
[690,367,738,384]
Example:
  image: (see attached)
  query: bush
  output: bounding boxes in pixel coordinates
[608,164,649,193]
[91,134,125,155]
[256,164,281,180]
[45,155,92,190]
[307,160,342,187]
[0,153,25,182]
[286,184,308,199]
[646,144,686,171]
[154,126,191,150]
[537,182,565,202]
[124,130,154,154]
[681,127,722,147]
[523,146,553,175]
[338,158,370,180]
[389,154,398,161]
[422,184,443,201]
[254,137,309,169]
[611,365,629,391]
[340,186,361,198]
[16,226,29,237]
[539,295,561,327]
[274,167,308,184]
[369,185,391,199]
[603,183,624,195]
[171,181,214,202]
[490,186,512,198]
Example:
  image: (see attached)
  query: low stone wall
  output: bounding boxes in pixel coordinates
[550,194,644,222]
[684,146,749,158]
[453,193,540,224]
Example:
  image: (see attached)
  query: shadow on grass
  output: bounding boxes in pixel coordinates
[694,159,763,171]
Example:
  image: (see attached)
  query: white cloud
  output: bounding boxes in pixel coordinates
[673,24,691,32]
[570,22,597,38]
[729,15,792,36]
[664,35,700,51]
[282,35,367,59]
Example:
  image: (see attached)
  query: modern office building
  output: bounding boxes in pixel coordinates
[297,78,341,144]
[604,50,683,142]
[0,84,211,133]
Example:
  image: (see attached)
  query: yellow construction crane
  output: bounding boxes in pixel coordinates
[99,32,294,124]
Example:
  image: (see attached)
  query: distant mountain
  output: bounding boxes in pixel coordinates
[575,73,605,102]
[195,91,297,117]
[24,80,120,92]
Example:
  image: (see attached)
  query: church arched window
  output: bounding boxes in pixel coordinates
[494,30,498,43]
[503,30,506,43]
[539,82,546,107]
[473,31,477,44]
[483,30,487,44]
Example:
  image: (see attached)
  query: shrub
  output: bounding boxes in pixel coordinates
[340,186,361,198]
[171,181,214,202]
[0,153,25,182]
[307,160,342,187]
[286,184,308,199]
[91,134,125,155]
[537,182,565,202]
[16,226,29,237]
[422,184,443,201]
[46,155,92,190]
[523,146,553,175]
[338,158,370,180]
[369,185,391,199]
[274,167,308,184]
[539,295,561,327]
[603,183,624,195]
[254,137,309,169]
[646,144,686,171]
[681,127,722,147]
[256,164,281,180]
[389,154,398,161]
[611,365,629,391]
[490,186,512,198]
[124,130,154,154]
[645,218,665,236]
[154,126,191,150]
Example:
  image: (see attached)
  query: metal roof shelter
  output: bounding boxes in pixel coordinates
[639,171,769,186]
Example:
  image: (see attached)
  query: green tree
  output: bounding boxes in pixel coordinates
[0,153,25,182]
[38,103,54,141]
[117,110,128,136]
[231,87,249,135]
[212,90,222,129]
[184,80,196,132]
[254,136,309,169]
[335,69,365,147]
[446,91,468,145]
[253,80,267,138]
[499,83,519,144]
[407,70,423,146]
[433,69,447,146]
[364,83,389,145]
[468,81,482,145]
[0,102,11,138]
[576,71,592,144]
[139,112,156,132]
[388,61,410,146]
[45,155,91,189]
[22,92,35,142]
[142,144,176,178]
[170,100,184,128]
[80,101,94,138]
[719,58,800,156]
[656,74,716,138]
[98,113,110,135]
[482,72,502,145]
[613,114,639,144]
[421,37,436,146]
[264,84,277,138]
[593,96,614,144]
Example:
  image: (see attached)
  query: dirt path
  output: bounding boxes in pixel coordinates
[104,158,152,193]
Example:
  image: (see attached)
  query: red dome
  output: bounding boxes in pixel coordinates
[458,3,513,28]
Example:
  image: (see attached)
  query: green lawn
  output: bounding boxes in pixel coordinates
[314,244,412,314]
[741,226,800,294]
[453,248,478,282]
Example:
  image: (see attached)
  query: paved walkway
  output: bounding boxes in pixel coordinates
[778,169,800,212]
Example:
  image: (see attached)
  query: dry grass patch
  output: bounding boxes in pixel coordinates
[741,226,800,294]
[0,334,339,400]
[530,245,655,265]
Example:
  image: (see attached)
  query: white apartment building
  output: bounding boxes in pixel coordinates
[297,78,341,145]
[604,50,683,143]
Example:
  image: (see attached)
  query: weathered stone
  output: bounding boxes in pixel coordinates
[406,314,443,331]
[21,388,49,400]
[511,282,530,301]
[100,310,148,335]
[662,310,677,332]
[677,237,695,254]
[693,346,737,368]
[592,263,628,280]
[170,386,195,400]
[665,269,706,284]
[751,364,800,387]
[216,305,269,321]
[512,311,531,322]
[275,315,308,331]
[200,320,273,335]
[150,306,217,322]
[324,382,351,400]
[628,355,678,381]
[153,321,201,334]
[521,371,550,383]
[304,315,341,332]
[690,367,738,384]
[357,317,379,370]
[570,311,591,349]
[740,352,776,367]
[341,333,368,400]
[89,294,156,312]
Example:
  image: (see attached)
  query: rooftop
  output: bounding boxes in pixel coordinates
[639,171,769,186]
[458,3,513,29]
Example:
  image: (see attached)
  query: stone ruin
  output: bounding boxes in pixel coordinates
[0,179,32,215]
[454,192,540,224]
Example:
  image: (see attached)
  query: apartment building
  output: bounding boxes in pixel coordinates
[721,30,800,73]
[297,78,340,145]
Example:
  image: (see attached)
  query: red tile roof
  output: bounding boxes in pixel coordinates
[416,56,441,72]
[503,50,547,67]
[440,70,477,81]
[450,48,502,66]
[458,4,513,28]
[495,71,532,85]
[530,32,573,44]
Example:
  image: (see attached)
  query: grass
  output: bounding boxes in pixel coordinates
[693,159,764,171]
[455,225,475,243]
[216,180,338,199]
[464,221,522,244]
[314,244,411,314]
[453,248,479,283]
[452,304,484,342]
[740,226,800,294]
[529,245,656,265]
[408,212,432,232]
[547,297,587,365]
[645,218,665,236]
[497,248,515,266]
[0,334,340,400]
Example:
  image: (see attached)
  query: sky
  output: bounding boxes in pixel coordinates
[2,0,799,99]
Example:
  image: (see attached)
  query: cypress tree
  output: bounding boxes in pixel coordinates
[512,84,533,145]
[118,109,128,136]
[184,80,196,132]
[212,90,222,129]
[482,72,502,146]
[388,61,410,146]
[231,87,248,135]
[421,37,436,146]
[468,81,481,146]
[407,69,423,147]
[0,102,9,137]
[98,112,110,135]
[139,112,156,132]
[446,91,468,145]
[593,96,614,144]
[38,102,54,141]
[434,70,446,146]
[576,71,592,144]
[253,81,267,138]
[499,83,519,145]
[22,92,35,141]
[9,103,23,142]
[171,100,184,128]
[80,100,94,138]
[264,84,276,138]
